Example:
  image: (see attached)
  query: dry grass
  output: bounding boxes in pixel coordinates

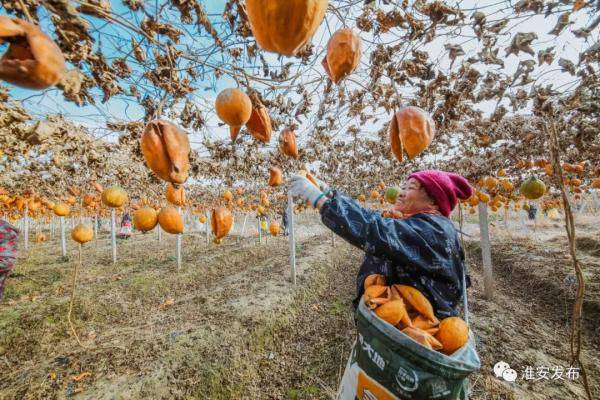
[1,213,599,399]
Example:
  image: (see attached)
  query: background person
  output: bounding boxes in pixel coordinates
[0,219,19,301]
[118,210,132,239]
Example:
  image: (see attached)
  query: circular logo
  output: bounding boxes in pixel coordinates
[394,365,418,392]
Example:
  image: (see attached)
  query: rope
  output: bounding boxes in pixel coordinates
[458,204,470,325]
[67,244,87,348]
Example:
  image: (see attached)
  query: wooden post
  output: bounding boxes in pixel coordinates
[258,218,262,244]
[206,213,210,245]
[288,194,296,286]
[533,201,538,232]
[477,202,494,299]
[579,195,588,215]
[110,209,117,264]
[94,214,98,239]
[518,208,526,231]
[265,217,270,244]
[60,216,67,257]
[238,214,248,243]
[24,202,29,251]
[176,206,182,270]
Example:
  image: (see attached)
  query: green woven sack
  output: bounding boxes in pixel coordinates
[337,299,480,400]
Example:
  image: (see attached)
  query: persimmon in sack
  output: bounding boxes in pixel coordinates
[375,299,411,327]
[435,317,469,355]
[364,285,391,309]
[402,327,443,351]
[364,274,386,290]
[394,284,438,323]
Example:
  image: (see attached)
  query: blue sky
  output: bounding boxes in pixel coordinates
[3,1,596,153]
[3,0,234,134]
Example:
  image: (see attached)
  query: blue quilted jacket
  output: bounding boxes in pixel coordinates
[320,192,470,319]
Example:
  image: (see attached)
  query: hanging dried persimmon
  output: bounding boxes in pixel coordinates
[268,167,283,187]
[133,207,158,232]
[215,88,252,141]
[246,95,272,143]
[389,106,435,162]
[280,128,299,159]
[211,206,233,240]
[322,29,362,84]
[158,206,184,234]
[165,183,185,206]
[71,224,94,244]
[269,221,280,236]
[0,17,66,89]
[101,186,128,208]
[141,120,191,185]
[245,0,329,56]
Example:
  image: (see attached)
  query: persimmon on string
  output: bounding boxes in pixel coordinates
[68,224,94,348]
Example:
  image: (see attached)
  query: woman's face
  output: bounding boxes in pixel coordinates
[393,178,437,214]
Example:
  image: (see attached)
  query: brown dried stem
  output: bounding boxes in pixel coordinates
[544,117,592,400]
[67,244,87,348]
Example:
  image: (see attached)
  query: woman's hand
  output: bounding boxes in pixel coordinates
[289,174,325,208]
[314,177,333,198]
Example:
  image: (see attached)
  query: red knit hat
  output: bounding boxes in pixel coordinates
[408,170,474,217]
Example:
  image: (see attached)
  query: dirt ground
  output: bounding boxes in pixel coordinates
[0,209,598,399]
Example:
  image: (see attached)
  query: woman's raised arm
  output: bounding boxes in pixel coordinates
[319,192,439,273]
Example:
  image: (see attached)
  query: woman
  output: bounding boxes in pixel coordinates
[118,210,132,239]
[0,219,19,301]
[290,170,473,319]
[281,207,289,236]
